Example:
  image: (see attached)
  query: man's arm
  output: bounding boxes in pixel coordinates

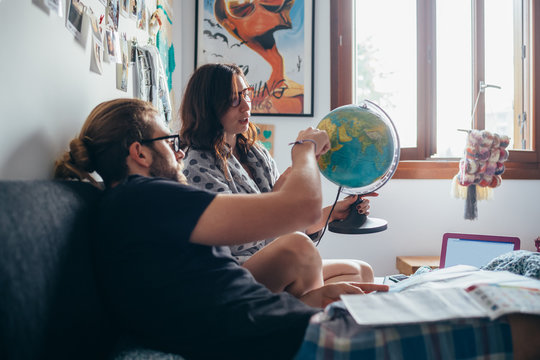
[190,128,329,246]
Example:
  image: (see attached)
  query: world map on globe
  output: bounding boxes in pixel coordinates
[317,104,398,191]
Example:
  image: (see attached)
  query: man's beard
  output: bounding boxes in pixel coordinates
[149,150,188,185]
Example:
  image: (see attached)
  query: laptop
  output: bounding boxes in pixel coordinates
[439,233,520,269]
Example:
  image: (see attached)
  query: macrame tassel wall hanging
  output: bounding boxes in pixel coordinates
[451,130,509,220]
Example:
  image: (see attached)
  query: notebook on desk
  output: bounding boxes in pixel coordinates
[440,233,520,269]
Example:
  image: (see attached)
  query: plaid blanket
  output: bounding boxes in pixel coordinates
[295,302,512,360]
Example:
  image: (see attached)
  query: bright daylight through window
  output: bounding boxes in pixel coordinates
[331,0,539,179]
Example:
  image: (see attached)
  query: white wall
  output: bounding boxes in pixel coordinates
[1,1,538,276]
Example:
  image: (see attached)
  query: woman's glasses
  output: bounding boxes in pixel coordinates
[231,87,254,107]
[225,0,292,19]
[140,135,182,153]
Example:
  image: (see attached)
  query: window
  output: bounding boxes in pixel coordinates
[331,0,540,179]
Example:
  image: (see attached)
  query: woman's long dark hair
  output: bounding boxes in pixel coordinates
[179,63,258,176]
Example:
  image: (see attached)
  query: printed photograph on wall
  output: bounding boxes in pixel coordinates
[130,0,138,19]
[65,0,84,40]
[196,0,314,116]
[45,0,62,17]
[90,38,104,75]
[116,32,129,92]
[120,0,130,17]
[137,0,147,31]
[89,8,103,47]
[106,0,120,32]
[104,28,120,63]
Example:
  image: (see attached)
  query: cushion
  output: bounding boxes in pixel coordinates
[0,180,113,360]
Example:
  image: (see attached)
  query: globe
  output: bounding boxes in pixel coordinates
[317,100,400,234]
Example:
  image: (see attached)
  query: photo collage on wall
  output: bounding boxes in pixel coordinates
[41,0,174,123]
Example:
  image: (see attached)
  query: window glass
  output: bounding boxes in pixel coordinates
[484,0,516,149]
[434,0,471,158]
[354,0,417,148]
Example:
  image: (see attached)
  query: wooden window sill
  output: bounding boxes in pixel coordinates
[394,160,540,180]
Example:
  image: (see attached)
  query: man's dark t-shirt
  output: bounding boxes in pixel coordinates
[96,175,319,359]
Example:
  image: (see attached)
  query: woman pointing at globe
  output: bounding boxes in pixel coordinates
[179,63,375,299]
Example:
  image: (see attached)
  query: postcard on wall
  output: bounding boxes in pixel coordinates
[45,0,63,17]
[129,38,137,64]
[107,0,120,32]
[129,0,138,19]
[90,37,104,75]
[88,8,103,47]
[137,0,147,31]
[116,62,128,91]
[104,28,120,63]
[116,32,129,91]
[119,32,129,68]
[120,0,129,17]
[66,0,84,40]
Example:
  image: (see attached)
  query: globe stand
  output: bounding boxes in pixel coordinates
[328,198,388,234]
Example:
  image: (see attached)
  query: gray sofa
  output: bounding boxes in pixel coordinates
[0,180,184,360]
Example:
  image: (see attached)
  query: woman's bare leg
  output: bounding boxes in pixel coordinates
[322,259,374,284]
[243,232,324,297]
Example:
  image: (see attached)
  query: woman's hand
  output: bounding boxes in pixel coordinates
[330,193,379,222]
[299,282,389,308]
[304,193,379,235]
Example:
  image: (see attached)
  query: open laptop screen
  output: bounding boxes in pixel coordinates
[440,233,520,269]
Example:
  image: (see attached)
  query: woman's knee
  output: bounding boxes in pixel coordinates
[280,232,322,269]
[347,259,374,282]
[358,261,374,282]
[343,260,374,282]
[322,259,375,283]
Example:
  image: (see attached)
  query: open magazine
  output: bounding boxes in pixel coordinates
[341,266,540,326]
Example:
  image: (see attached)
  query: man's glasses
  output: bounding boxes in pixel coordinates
[140,135,181,153]
[231,87,254,107]
[225,0,292,19]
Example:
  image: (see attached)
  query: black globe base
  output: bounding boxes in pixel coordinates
[329,216,387,234]
[328,198,388,234]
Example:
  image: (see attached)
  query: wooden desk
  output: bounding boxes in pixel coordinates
[396,256,440,275]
